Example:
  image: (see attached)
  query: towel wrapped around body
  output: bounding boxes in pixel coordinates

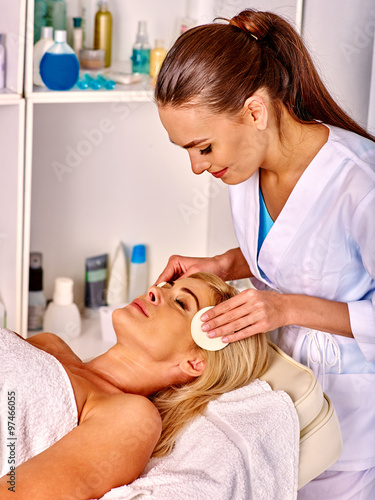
[0,328,78,477]
[100,379,300,500]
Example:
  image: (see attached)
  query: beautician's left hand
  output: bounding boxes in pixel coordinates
[200,289,288,342]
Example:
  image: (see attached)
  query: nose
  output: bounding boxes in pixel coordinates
[146,285,163,305]
[188,150,210,175]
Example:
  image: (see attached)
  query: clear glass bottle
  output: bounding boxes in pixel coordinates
[46,0,67,31]
[132,21,151,74]
[72,17,83,57]
[40,30,80,90]
[28,252,47,331]
[34,0,47,44]
[94,0,112,68]
[44,277,81,338]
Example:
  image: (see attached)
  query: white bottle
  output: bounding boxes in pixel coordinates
[44,277,81,339]
[0,34,5,90]
[106,242,128,306]
[128,244,148,302]
[33,26,54,86]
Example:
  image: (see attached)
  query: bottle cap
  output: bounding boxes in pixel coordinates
[29,252,43,292]
[41,26,54,40]
[131,244,146,264]
[54,30,67,43]
[73,17,82,28]
[53,277,74,306]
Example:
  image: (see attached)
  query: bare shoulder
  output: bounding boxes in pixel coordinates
[26,332,80,359]
[87,392,161,437]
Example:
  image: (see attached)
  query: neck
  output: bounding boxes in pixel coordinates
[262,108,328,182]
[84,344,184,396]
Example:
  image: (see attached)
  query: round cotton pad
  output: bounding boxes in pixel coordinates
[156,282,167,288]
[191,306,228,351]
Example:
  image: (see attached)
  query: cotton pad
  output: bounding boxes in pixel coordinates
[191,306,228,351]
[157,282,167,288]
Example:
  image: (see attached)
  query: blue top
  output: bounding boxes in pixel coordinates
[257,188,274,256]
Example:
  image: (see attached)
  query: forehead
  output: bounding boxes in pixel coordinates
[158,105,228,144]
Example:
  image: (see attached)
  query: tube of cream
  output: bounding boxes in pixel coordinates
[85,254,108,309]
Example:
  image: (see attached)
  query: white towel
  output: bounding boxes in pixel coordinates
[100,379,299,500]
[0,328,78,477]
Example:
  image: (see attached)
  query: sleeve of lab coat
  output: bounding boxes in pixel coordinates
[348,187,375,362]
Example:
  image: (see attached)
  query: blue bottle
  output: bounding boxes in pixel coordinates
[132,21,151,74]
[40,30,79,90]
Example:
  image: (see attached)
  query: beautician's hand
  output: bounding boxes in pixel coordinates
[156,248,253,285]
[155,254,224,283]
[200,289,288,342]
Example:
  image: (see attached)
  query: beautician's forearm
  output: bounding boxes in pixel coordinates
[216,247,254,281]
[283,294,353,338]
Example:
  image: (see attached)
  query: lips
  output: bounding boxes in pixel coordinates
[130,299,149,317]
[210,167,228,178]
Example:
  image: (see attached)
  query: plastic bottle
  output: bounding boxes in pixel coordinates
[40,30,80,90]
[33,26,54,86]
[107,242,128,306]
[72,17,83,56]
[150,39,167,84]
[28,252,47,331]
[132,21,151,74]
[94,0,112,68]
[46,0,67,31]
[0,34,4,90]
[34,0,47,44]
[44,277,81,338]
[128,244,148,302]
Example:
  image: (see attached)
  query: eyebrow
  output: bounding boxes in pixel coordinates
[167,281,201,310]
[169,138,209,149]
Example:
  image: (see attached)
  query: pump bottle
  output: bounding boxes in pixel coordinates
[28,252,47,331]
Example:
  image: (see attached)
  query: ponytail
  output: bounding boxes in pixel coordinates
[156,9,374,141]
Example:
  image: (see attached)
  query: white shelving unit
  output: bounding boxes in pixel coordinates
[0,0,26,333]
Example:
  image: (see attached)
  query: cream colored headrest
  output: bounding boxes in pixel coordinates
[191,306,228,351]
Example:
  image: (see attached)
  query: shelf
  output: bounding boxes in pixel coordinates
[0,89,22,106]
[26,80,154,104]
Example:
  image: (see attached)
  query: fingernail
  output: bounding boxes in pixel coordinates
[200,313,208,321]
[201,323,209,331]
[222,337,229,343]
[207,331,215,338]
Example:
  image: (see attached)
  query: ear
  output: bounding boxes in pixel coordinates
[179,355,206,378]
[243,94,268,131]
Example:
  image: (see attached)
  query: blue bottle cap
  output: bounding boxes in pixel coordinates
[73,17,82,28]
[131,244,146,264]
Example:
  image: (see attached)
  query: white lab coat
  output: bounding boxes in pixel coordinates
[229,125,375,471]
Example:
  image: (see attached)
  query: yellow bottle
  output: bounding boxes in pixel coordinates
[94,0,112,67]
[150,39,167,84]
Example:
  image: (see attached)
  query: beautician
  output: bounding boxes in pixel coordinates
[155,9,375,499]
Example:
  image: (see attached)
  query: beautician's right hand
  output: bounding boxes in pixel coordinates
[155,254,224,284]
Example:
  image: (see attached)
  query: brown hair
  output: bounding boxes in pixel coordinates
[155,9,374,141]
[151,272,268,457]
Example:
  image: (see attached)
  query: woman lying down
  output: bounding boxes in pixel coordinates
[0,273,299,499]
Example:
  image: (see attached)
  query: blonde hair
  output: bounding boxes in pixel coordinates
[151,272,268,457]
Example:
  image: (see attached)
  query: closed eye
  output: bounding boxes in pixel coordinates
[176,298,187,310]
[199,145,212,155]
